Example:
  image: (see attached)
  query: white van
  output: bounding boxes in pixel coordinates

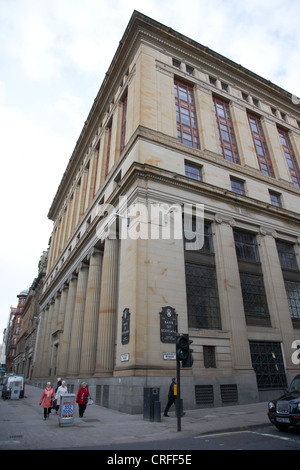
[1,374,25,399]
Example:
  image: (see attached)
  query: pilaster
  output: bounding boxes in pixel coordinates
[67,263,89,377]
[80,249,103,376]
[94,238,119,375]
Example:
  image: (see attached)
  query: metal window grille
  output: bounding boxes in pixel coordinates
[186,263,221,329]
[203,346,216,368]
[195,385,214,406]
[284,280,300,319]
[220,384,238,404]
[249,340,287,390]
[240,272,269,316]
[233,229,260,262]
[276,240,298,271]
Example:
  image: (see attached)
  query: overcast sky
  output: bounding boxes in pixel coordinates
[1,0,300,338]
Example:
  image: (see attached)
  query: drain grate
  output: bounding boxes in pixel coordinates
[9,435,23,439]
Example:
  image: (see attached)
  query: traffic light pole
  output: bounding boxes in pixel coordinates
[176,357,181,432]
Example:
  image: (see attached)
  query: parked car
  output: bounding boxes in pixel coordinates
[268,374,300,431]
[1,374,25,399]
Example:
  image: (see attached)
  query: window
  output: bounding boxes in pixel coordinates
[172,58,181,69]
[186,65,194,75]
[203,346,216,368]
[233,230,259,262]
[120,93,127,154]
[234,229,270,326]
[209,76,217,86]
[271,107,277,116]
[278,128,300,188]
[240,272,269,316]
[249,341,287,390]
[221,82,228,92]
[185,222,221,330]
[174,80,199,149]
[284,281,300,320]
[185,263,221,329]
[185,161,202,181]
[213,97,240,164]
[269,190,282,207]
[276,240,298,271]
[276,239,300,327]
[248,114,274,177]
[230,177,245,195]
[280,112,287,121]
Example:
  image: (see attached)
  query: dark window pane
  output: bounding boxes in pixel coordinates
[186,263,221,330]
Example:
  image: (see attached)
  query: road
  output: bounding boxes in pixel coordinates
[67,425,300,450]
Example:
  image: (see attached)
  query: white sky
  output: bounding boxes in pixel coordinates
[1,0,300,337]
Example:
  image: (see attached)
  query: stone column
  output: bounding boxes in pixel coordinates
[80,248,103,375]
[41,300,54,377]
[94,238,119,375]
[257,228,296,374]
[49,292,61,377]
[53,283,69,375]
[67,263,89,377]
[194,85,220,154]
[58,273,78,378]
[32,309,46,378]
[261,118,291,182]
[213,216,255,377]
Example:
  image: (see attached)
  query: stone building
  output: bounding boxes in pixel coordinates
[32,11,300,412]
[5,290,28,373]
[15,251,48,379]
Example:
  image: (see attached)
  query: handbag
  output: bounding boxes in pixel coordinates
[87,397,94,405]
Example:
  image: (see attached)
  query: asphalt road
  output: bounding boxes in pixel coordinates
[65,425,300,450]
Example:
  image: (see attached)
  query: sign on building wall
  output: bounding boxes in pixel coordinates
[121,308,130,345]
[159,306,178,343]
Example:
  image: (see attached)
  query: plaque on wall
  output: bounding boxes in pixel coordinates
[159,306,178,343]
[121,308,130,345]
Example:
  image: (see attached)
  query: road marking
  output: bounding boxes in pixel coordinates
[195,430,300,446]
[0,440,21,445]
[195,430,252,439]
[252,431,300,444]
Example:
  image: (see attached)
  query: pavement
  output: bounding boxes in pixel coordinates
[0,384,270,450]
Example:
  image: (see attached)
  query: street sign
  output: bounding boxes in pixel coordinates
[58,394,76,427]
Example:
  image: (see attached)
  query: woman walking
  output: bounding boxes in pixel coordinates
[40,382,55,420]
[55,380,68,414]
[76,382,90,418]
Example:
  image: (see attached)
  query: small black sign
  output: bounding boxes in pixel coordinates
[159,306,178,343]
[122,308,130,345]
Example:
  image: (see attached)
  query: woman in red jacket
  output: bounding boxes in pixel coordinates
[76,382,90,418]
[40,382,55,420]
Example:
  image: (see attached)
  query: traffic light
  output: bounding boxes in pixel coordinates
[176,334,193,367]
[176,334,189,361]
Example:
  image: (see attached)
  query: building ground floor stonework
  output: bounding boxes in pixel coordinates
[31,163,300,413]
